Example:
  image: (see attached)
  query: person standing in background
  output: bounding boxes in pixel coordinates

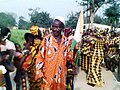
[1,27,16,90]
[28,26,43,90]
[13,43,23,90]
[0,34,7,87]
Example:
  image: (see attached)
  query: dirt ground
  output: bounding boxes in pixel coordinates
[74,67,120,90]
[0,67,120,90]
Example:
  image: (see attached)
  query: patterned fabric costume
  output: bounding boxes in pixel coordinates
[87,35,105,87]
[21,26,42,90]
[81,35,91,73]
[28,39,42,90]
[35,34,73,90]
[106,36,120,71]
[107,37,120,55]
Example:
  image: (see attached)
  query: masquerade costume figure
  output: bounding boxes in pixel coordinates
[87,30,105,87]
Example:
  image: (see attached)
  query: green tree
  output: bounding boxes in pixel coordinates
[18,16,30,30]
[66,12,79,29]
[77,0,115,29]
[94,15,109,25]
[29,8,52,28]
[0,12,16,28]
[104,2,120,30]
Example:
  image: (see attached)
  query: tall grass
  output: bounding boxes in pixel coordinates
[10,29,30,49]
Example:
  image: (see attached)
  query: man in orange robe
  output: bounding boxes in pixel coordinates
[35,16,74,90]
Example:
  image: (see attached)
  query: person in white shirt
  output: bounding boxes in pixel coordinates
[1,27,15,90]
[0,35,7,87]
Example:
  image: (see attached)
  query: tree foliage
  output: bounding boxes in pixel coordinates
[29,8,52,28]
[18,16,30,30]
[104,2,120,30]
[66,12,79,29]
[77,0,115,28]
[94,15,107,25]
[0,12,16,28]
[81,0,115,13]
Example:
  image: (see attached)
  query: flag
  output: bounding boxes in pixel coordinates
[70,6,84,50]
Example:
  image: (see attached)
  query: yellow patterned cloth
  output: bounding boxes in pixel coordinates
[28,39,42,90]
[30,25,39,35]
[81,35,91,73]
[107,36,120,55]
[0,70,5,87]
[87,36,105,87]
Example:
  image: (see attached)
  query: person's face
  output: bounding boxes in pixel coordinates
[28,38,34,45]
[52,20,63,37]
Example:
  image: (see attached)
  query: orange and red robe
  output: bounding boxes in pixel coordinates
[35,34,73,90]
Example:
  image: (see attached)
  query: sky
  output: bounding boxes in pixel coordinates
[0,0,81,21]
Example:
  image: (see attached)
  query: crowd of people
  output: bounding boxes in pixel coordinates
[0,16,120,90]
[81,28,120,87]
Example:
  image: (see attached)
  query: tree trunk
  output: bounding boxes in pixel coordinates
[90,11,95,30]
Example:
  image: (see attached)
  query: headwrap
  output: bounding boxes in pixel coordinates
[30,25,39,35]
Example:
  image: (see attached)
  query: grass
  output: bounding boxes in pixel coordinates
[10,29,30,49]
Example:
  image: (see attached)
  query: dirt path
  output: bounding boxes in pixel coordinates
[1,67,120,90]
[74,67,120,90]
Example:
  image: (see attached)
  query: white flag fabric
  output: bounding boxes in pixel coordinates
[70,6,84,50]
[74,6,84,42]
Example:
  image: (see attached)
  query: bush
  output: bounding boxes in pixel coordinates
[10,29,30,49]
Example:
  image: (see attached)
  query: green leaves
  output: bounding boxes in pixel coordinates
[29,8,52,28]
[66,12,79,29]
[0,12,16,28]
[18,16,30,30]
[104,2,120,29]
